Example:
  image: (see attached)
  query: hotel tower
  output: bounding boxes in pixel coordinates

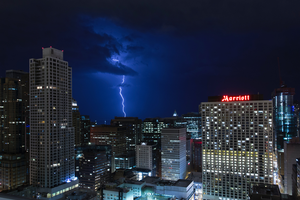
[201,94,274,200]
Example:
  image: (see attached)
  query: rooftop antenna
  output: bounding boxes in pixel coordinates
[277,57,283,86]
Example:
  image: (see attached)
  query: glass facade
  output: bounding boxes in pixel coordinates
[272,86,297,150]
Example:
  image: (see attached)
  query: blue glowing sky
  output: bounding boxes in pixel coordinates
[1,1,300,123]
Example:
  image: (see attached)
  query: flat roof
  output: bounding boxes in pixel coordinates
[173,179,193,187]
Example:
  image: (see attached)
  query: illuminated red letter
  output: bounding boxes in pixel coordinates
[222,95,229,102]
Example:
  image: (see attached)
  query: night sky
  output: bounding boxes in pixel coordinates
[1,1,300,123]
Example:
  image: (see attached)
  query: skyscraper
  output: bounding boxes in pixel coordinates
[29,47,78,198]
[161,128,186,181]
[272,85,296,150]
[272,85,297,177]
[0,70,29,191]
[72,98,81,146]
[201,94,274,200]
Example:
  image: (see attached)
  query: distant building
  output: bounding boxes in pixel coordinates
[273,85,297,177]
[110,117,143,152]
[0,70,29,191]
[292,158,300,198]
[182,112,201,139]
[201,94,274,200]
[192,139,202,172]
[76,145,111,191]
[136,142,156,174]
[90,125,126,172]
[29,47,78,198]
[80,115,91,145]
[284,137,300,195]
[161,128,187,181]
[114,151,135,171]
[72,98,81,146]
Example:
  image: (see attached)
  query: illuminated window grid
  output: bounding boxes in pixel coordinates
[201,100,274,200]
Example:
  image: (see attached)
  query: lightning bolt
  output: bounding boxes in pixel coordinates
[119,75,126,117]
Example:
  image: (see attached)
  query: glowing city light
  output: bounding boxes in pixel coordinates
[119,75,126,117]
[221,95,250,102]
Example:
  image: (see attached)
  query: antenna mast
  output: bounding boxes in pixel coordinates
[277,57,283,86]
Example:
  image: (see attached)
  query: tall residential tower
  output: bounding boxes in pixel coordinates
[29,47,78,198]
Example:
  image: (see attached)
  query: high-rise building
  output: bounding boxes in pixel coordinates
[201,94,274,200]
[0,70,29,191]
[284,137,300,195]
[292,158,300,198]
[192,139,202,172]
[90,125,126,172]
[72,98,81,146]
[29,47,78,198]
[80,115,90,145]
[272,85,297,177]
[76,145,111,191]
[111,117,143,152]
[136,142,153,171]
[272,85,297,150]
[182,112,201,139]
[161,128,186,181]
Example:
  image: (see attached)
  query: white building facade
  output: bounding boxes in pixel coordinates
[29,47,77,198]
[201,95,274,200]
[161,128,187,181]
[136,143,152,170]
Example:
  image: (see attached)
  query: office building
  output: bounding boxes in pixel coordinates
[292,158,300,198]
[0,70,29,191]
[80,115,90,145]
[201,94,274,200]
[90,125,126,172]
[161,128,186,181]
[182,112,201,139]
[114,151,135,170]
[29,47,78,198]
[76,145,111,191]
[273,85,297,177]
[284,137,300,195]
[111,117,143,152]
[192,139,202,172]
[72,98,81,146]
[136,142,153,171]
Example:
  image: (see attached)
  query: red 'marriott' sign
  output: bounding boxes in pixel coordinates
[221,95,250,102]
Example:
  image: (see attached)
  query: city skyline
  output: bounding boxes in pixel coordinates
[1,1,300,123]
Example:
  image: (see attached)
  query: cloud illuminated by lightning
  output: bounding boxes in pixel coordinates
[119,75,126,117]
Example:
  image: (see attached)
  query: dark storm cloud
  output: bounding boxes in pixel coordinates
[76,0,300,33]
[0,1,137,76]
[126,45,144,52]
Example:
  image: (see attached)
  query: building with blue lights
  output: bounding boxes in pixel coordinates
[272,85,297,177]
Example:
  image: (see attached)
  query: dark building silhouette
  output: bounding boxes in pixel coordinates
[72,98,81,146]
[0,70,29,191]
[75,145,111,191]
[111,117,143,152]
[80,115,91,145]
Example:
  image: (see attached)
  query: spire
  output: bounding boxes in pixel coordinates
[173,110,178,117]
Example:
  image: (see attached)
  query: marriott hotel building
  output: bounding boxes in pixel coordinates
[200,94,274,200]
